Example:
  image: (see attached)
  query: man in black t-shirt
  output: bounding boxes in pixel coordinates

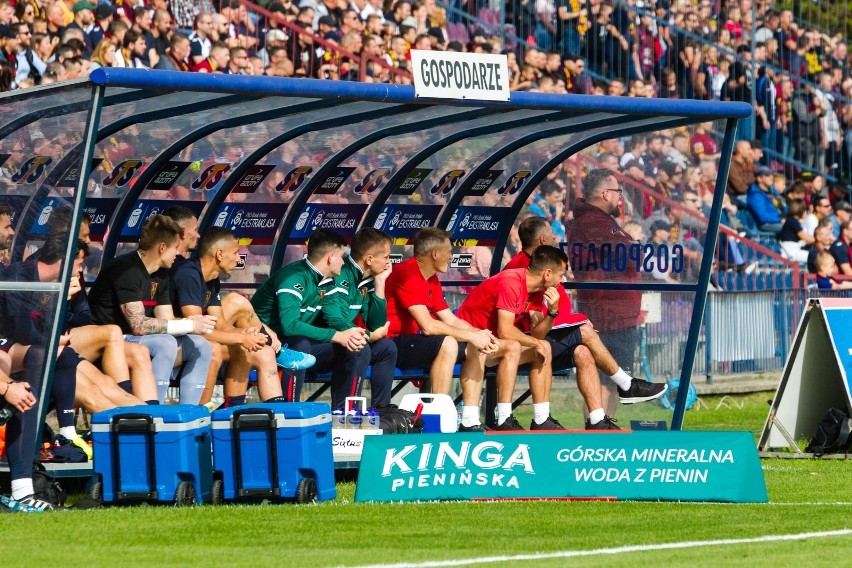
[88,215,217,405]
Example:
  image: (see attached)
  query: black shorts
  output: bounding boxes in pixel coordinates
[547,326,582,371]
[0,338,16,353]
[392,334,467,370]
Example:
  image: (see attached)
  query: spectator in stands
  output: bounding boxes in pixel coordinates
[726,139,755,203]
[66,1,95,55]
[807,222,835,273]
[88,37,115,69]
[155,32,190,71]
[814,251,852,289]
[803,194,838,239]
[88,215,216,405]
[384,227,498,431]
[834,201,852,228]
[151,9,172,57]
[747,165,785,235]
[828,219,852,275]
[528,184,566,241]
[45,3,66,43]
[131,6,156,67]
[667,132,692,169]
[116,30,150,68]
[778,199,813,264]
[192,40,228,72]
[188,12,213,67]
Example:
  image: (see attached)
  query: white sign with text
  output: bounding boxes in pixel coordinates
[411,51,510,101]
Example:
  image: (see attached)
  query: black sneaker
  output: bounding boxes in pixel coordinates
[530,415,567,431]
[585,416,621,430]
[618,378,668,404]
[458,423,489,432]
[494,415,525,431]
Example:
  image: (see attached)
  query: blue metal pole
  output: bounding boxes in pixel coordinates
[671,116,741,430]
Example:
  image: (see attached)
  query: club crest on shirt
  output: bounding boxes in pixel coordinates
[294,283,304,292]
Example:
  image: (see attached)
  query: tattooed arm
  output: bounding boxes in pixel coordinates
[120,301,168,335]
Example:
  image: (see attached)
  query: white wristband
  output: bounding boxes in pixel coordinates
[166,318,194,336]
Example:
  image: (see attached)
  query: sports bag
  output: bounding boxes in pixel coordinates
[805,407,852,457]
[32,463,66,506]
[374,404,424,434]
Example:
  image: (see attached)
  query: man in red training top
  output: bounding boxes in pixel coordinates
[505,215,666,429]
[456,245,568,431]
[384,227,499,432]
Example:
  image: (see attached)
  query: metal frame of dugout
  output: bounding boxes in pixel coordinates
[0,69,750,470]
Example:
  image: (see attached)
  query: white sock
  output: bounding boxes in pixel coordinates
[588,408,606,425]
[11,479,33,500]
[610,368,632,390]
[461,405,481,427]
[533,402,550,424]
[59,426,77,440]
[496,403,512,425]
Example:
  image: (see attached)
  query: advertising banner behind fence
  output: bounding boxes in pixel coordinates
[355,431,766,503]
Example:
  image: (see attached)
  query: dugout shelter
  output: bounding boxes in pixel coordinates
[0,68,751,444]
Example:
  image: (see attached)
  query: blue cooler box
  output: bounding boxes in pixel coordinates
[91,405,212,505]
[211,402,335,503]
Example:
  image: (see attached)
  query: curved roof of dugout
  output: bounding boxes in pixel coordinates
[0,68,751,429]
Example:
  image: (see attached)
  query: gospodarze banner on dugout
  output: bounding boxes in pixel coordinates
[411,51,510,102]
[355,431,767,503]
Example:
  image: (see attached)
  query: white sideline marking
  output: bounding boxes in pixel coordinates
[352,529,852,568]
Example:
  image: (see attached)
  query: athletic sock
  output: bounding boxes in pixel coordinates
[496,403,512,425]
[146,400,160,405]
[609,368,632,390]
[222,395,246,409]
[533,402,550,425]
[588,408,606,425]
[263,395,287,403]
[461,405,481,428]
[11,479,33,501]
[59,426,77,440]
[117,380,133,394]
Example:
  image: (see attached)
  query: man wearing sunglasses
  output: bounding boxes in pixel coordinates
[568,168,666,426]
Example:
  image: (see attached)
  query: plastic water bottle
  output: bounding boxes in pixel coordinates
[362,409,380,430]
[457,401,463,427]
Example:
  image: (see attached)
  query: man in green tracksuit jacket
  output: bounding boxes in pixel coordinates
[320,228,397,406]
[251,229,369,408]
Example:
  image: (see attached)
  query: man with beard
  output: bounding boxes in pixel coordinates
[568,168,665,420]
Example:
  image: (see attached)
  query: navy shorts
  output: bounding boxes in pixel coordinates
[392,334,466,370]
[547,326,583,370]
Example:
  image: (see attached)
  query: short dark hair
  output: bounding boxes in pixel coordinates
[307,229,346,262]
[528,245,567,273]
[517,216,551,249]
[582,168,615,199]
[163,205,196,225]
[0,205,11,219]
[350,228,391,261]
[39,235,68,265]
[412,227,450,257]
[138,214,183,250]
[198,227,237,257]
[77,238,90,258]
[48,205,73,236]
